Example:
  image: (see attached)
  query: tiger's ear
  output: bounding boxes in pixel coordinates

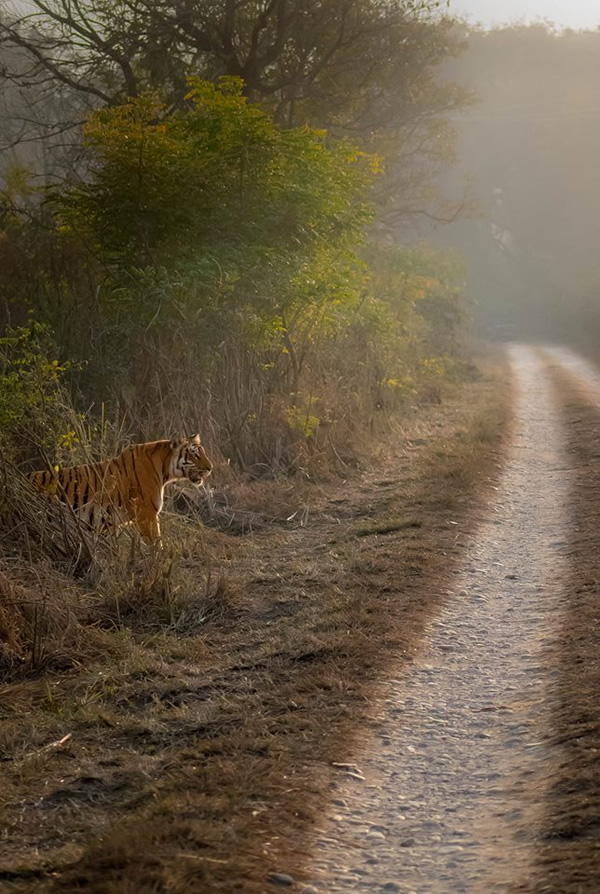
[170,437,181,449]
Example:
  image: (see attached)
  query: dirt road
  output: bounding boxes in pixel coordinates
[303,345,598,893]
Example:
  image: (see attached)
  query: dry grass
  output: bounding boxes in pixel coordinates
[0,558,125,677]
[0,465,117,572]
[0,358,509,893]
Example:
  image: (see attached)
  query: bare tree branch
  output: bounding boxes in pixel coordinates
[1,21,113,102]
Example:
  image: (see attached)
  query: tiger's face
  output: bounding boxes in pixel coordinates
[174,434,213,485]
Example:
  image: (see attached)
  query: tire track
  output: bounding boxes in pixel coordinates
[541,345,600,404]
[526,345,600,894]
[303,345,571,893]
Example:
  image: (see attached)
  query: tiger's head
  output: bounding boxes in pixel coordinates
[172,434,213,485]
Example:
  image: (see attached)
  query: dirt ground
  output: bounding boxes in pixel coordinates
[3,345,600,894]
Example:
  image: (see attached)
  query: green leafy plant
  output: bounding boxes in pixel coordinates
[0,324,72,454]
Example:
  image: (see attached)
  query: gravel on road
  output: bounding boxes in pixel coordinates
[304,345,573,893]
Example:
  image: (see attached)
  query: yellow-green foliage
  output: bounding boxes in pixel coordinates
[0,82,469,474]
[61,77,377,277]
[0,325,71,453]
[360,243,467,396]
[285,403,320,440]
[55,79,378,403]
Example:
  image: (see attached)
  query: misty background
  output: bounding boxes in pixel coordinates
[436,22,600,344]
[454,0,599,31]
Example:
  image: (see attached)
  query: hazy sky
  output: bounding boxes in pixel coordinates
[451,0,600,30]
[7,1,600,32]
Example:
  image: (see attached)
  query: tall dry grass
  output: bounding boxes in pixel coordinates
[0,458,236,681]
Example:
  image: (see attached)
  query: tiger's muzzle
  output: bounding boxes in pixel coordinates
[188,466,212,484]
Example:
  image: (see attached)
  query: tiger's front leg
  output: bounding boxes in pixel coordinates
[132,501,162,543]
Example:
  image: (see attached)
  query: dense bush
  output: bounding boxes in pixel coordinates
[0,80,468,475]
[0,324,74,457]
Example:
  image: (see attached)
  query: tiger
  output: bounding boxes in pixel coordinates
[28,434,213,543]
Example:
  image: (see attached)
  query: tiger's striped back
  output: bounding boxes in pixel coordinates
[28,434,213,542]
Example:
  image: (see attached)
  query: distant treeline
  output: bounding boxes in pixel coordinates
[440,23,600,343]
